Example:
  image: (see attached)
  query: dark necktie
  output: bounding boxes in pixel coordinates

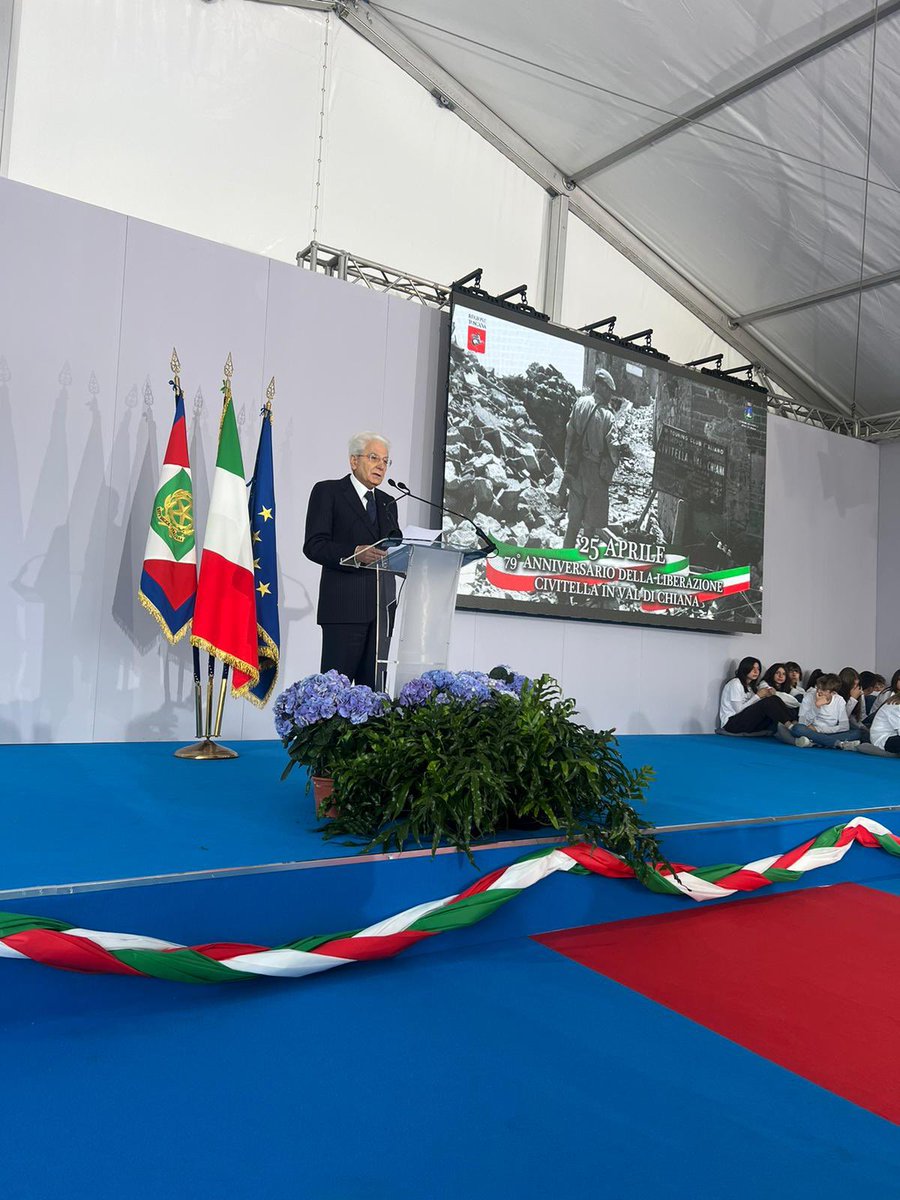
[365,489,376,524]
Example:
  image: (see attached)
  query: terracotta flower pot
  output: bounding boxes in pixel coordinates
[312,774,338,819]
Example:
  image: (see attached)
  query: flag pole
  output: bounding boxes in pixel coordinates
[213,663,230,738]
[204,652,216,740]
[192,646,203,738]
[170,348,203,743]
[176,351,239,760]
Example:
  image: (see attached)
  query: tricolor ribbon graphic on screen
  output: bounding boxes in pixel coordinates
[484,539,750,612]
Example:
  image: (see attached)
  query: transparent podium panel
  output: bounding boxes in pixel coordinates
[343,538,486,696]
[392,544,464,694]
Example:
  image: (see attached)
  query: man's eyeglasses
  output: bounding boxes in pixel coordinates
[355,453,391,466]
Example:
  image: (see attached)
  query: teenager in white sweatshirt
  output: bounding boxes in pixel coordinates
[869,670,900,753]
[760,663,800,711]
[719,657,797,734]
[785,661,806,701]
[791,673,860,749]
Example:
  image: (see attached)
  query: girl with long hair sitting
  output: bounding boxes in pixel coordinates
[760,662,800,712]
[719,657,797,735]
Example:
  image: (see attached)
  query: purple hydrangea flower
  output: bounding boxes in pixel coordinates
[396,667,527,709]
[274,672,389,735]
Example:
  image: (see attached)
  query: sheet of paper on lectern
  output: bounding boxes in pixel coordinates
[401,525,442,542]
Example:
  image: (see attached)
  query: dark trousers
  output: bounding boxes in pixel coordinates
[321,622,379,688]
[724,694,794,734]
[885,735,900,754]
[321,607,394,690]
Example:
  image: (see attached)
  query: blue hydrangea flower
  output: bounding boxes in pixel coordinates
[274,672,389,734]
[396,667,528,710]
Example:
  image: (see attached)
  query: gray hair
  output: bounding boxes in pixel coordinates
[348,431,390,456]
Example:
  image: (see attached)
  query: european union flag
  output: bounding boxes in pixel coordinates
[246,393,280,707]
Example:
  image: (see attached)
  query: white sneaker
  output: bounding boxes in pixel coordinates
[838,740,861,751]
[794,736,813,748]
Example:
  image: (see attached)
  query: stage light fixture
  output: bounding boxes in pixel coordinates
[452,268,483,290]
[717,364,767,393]
[451,268,494,303]
[495,284,527,303]
[618,327,670,362]
[451,274,548,321]
[487,283,549,322]
[686,356,767,394]
[685,354,724,371]
[579,316,619,343]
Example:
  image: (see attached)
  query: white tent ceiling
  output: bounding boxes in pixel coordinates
[323,0,900,421]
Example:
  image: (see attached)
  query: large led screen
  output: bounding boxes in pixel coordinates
[442,292,766,633]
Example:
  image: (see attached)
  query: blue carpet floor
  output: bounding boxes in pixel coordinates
[4,910,899,1200]
[3,735,898,891]
[4,738,900,1197]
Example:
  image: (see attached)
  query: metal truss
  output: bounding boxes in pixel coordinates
[764,394,900,443]
[297,241,450,308]
[297,239,900,443]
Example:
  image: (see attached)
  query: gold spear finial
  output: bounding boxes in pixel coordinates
[222,352,234,405]
[171,347,181,378]
[266,376,275,402]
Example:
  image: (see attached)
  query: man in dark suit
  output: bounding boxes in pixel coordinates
[303,432,402,688]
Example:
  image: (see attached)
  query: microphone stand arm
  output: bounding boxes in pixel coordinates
[387,479,497,556]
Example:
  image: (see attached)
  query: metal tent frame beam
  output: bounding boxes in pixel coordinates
[734,265,900,326]
[569,0,900,183]
[331,0,854,416]
[246,0,857,414]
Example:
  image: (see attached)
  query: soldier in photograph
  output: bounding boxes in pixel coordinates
[561,367,624,548]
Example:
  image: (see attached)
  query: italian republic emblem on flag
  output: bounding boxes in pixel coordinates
[138,380,197,643]
[191,384,259,697]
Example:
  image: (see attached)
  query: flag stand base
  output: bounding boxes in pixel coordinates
[174,738,239,761]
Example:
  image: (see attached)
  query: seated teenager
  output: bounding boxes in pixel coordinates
[784,661,805,701]
[719,657,796,735]
[805,667,824,691]
[869,670,900,753]
[840,667,868,739]
[761,662,800,709]
[791,672,860,749]
[860,672,887,723]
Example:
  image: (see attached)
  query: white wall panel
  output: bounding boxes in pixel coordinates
[471,611,567,697]
[760,415,878,676]
[238,260,396,738]
[0,177,885,743]
[876,440,900,675]
[93,216,270,743]
[0,179,126,743]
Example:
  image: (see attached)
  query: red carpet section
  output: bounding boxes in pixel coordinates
[535,884,900,1124]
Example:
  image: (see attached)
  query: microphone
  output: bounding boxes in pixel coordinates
[388,479,497,553]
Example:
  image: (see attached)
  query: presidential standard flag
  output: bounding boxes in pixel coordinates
[191,385,259,697]
[138,379,197,642]
[246,396,280,707]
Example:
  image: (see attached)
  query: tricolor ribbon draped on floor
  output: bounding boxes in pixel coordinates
[2,816,899,985]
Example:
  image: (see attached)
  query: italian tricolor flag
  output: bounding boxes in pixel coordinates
[191,393,259,697]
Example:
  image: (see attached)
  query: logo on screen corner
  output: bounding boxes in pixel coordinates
[467,324,487,354]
